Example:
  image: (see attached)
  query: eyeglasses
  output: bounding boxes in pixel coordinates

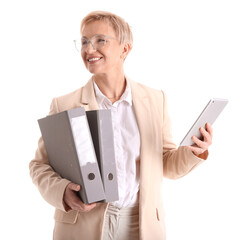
[73,35,118,52]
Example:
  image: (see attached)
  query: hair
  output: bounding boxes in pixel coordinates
[80,11,133,50]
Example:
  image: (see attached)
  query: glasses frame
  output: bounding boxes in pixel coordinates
[73,35,118,52]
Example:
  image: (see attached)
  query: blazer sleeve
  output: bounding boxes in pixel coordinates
[161,91,207,179]
[29,98,71,211]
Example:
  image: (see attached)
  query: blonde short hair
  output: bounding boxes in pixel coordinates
[80,11,133,50]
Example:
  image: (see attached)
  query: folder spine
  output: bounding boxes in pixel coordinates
[67,108,106,203]
[86,110,119,202]
[66,111,89,203]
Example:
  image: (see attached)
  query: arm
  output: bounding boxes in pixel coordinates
[161,91,211,179]
[29,98,97,212]
[29,98,71,211]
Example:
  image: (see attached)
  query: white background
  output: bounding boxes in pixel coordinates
[1,0,248,239]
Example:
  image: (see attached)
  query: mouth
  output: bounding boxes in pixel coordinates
[87,57,103,63]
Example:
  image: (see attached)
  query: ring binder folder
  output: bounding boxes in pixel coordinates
[38,107,106,204]
[86,109,119,202]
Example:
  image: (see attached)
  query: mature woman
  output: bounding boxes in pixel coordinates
[29,11,212,240]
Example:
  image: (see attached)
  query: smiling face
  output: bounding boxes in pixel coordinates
[81,20,128,76]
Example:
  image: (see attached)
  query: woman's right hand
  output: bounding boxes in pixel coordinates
[63,183,97,212]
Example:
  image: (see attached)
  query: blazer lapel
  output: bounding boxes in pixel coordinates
[80,77,99,111]
[129,79,153,202]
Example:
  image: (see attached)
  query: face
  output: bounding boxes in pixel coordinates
[81,21,129,75]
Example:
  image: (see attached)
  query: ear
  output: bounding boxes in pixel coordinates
[121,42,131,61]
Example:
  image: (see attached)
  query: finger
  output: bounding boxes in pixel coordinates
[65,183,96,212]
[187,145,205,156]
[64,190,81,210]
[200,125,213,146]
[80,203,97,212]
[200,127,211,143]
[73,200,96,212]
[69,196,85,211]
[68,183,81,192]
[67,190,96,212]
[192,135,208,149]
[206,123,213,138]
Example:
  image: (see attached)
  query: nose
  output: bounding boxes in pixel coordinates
[84,41,96,54]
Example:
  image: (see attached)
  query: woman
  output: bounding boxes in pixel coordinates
[29,11,212,240]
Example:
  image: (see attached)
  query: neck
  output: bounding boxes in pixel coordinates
[93,71,126,103]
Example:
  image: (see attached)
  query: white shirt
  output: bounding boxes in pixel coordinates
[93,80,140,208]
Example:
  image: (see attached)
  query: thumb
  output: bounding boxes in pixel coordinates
[69,183,81,191]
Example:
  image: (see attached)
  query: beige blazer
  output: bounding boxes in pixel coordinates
[29,77,206,240]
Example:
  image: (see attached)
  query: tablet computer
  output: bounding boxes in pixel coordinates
[180,98,228,146]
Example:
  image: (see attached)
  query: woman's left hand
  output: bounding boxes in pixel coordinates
[187,123,213,157]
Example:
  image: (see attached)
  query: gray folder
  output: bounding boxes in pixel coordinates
[86,110,119,202]
[38,107,106,204]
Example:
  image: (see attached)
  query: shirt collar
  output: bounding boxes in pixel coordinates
[93,78,132,106]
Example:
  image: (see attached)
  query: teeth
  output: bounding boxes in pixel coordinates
[88,58,101,62]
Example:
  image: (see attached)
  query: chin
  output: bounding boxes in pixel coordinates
[87,66,106,75]
[88,68,100,74]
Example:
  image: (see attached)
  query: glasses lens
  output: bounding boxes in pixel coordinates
[75,36,107,52]
[74,40,81,52]
[92,36,106,50]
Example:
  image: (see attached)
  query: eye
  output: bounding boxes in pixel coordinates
[96,38,105,43]
[81,39,88,45]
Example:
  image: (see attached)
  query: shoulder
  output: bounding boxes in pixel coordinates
[56,86,83,104]
[128,78,166,104]
[50,85,84,113]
